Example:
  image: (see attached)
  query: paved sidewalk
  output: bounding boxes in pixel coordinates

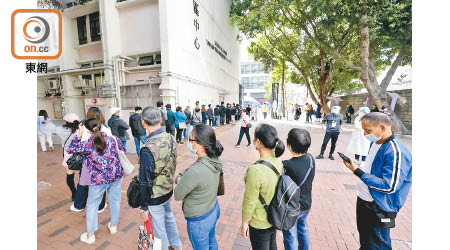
[37,120,412,250]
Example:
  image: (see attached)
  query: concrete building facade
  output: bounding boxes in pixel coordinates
[37,0,240,123]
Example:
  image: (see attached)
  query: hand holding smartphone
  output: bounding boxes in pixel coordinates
[338,152,351,163]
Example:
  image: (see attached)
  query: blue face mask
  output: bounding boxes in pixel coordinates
[365,134,381,142]
[188,141,197,155]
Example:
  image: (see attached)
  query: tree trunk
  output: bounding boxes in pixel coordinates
[358,14,410,135]
[281,60,286,118]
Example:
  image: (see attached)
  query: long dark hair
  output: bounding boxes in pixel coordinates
[63,120,80,133]
[84,118,106,155]
[192,124,223,159]
[39,110,48,120]
[254,123,285,157]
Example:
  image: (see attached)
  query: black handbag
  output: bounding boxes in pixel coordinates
[127,176,141,208]
[366,202,397,228]
[67,154,83,171]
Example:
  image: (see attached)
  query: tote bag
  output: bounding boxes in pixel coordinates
[114,137,134,176]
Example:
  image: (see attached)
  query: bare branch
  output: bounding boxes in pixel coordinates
[332,49,362,71]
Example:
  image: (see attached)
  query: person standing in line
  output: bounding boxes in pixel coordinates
[138,107,182,250]
[166,104,176,136]
[347,107,371,166]
[68,118,124,245]
[346,104,355,123]
[341,112,412,250]
[231,103,237,125]
[174,124,224,250]
[201,105,207,124]
[316,105,344,160]
[157,101,168,127]
[241,124,285,250]
[235,104,241,121]
[184,106,192,141]
[70,107,109,213]
[214,105,221,128]
[235,109,251,148]
[129,106,147,157]
[192,107,202,126]
[219,102,226,126]
[108,107,130,148]
[38,109,54,152]
[175,106,187,144]
[226,103,231,124]
[55,113,80,201]
[207,104,214,127]
[262,103,268,119]
[315,104,322,122]
[282,129,315,250]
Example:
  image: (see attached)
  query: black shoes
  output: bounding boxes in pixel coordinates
[316,154,324,159]
[329,155,334,160]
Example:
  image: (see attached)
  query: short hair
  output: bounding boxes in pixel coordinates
[221,101,224,105]
[156,101,163,108]
[142,106,161,126]
[287,128,311,154]
[86,107,105,125]
[166,104,171,109]
[361,112,392,126]
[135,106,143,111]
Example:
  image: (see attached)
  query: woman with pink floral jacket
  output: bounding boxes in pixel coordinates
[67,118,125,245]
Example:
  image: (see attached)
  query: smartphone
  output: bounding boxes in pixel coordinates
[338,152,351,163]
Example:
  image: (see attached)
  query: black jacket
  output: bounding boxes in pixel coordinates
[184,110,192,125]
[108,116,130,141]
[129,113,146,137]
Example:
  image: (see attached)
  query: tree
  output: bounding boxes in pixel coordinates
[231,0,411,134]
[38,0,92,10]
[231,0,361,113]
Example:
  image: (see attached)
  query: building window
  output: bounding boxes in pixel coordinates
[77,16,87,45]
[82,74,92,80]
[80,63,91,69]
[138,56,154,66]
[94,72,104,86]
[89,12,101,42]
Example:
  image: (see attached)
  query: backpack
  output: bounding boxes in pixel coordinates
[258,155,314,231]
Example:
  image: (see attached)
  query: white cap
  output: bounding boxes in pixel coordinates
[110,107,120,115]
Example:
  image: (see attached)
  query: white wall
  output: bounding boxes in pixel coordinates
[118,0,160,56]
[159,0,240,107]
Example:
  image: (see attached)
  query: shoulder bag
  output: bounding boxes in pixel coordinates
[114,137,135,176]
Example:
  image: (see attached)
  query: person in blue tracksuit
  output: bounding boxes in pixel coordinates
[341,112,412,250]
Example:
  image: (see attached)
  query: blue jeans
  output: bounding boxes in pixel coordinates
[186,201,220,250]
[282,210,310,250]
[148,199,182,250]
[73,183,106,210]
[184,123,191,140]
[214,116,220,127]
[134,135,147,157]
[86,178,123,233]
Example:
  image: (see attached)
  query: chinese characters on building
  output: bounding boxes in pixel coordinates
[26,62,48,73]
[193,0,200,50]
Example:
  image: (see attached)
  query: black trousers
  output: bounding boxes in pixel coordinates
[249,226,277,250]
[176,128,184,142]
[73,184,106,210]
[356,198,392,250]
[320,131,340,155]
[237,127,251,145]
[208,118,213,127]
[346,113,352,123]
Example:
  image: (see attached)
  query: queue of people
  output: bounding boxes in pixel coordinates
[39,100,411,250]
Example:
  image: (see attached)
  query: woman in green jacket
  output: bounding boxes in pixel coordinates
[174,124,224,250]
[241,123,285,250]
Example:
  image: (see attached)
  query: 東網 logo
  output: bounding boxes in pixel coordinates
[11,9,62,59]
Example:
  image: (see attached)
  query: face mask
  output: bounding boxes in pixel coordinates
[365,134,381,142]
[188,141,197,155]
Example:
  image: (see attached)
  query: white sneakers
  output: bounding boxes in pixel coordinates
[70,204,84,212]
[80,232,95,244]
[108,222,118,235]
[98,203,107,214]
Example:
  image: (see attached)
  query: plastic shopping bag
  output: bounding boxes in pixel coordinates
[137,216,162,250]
